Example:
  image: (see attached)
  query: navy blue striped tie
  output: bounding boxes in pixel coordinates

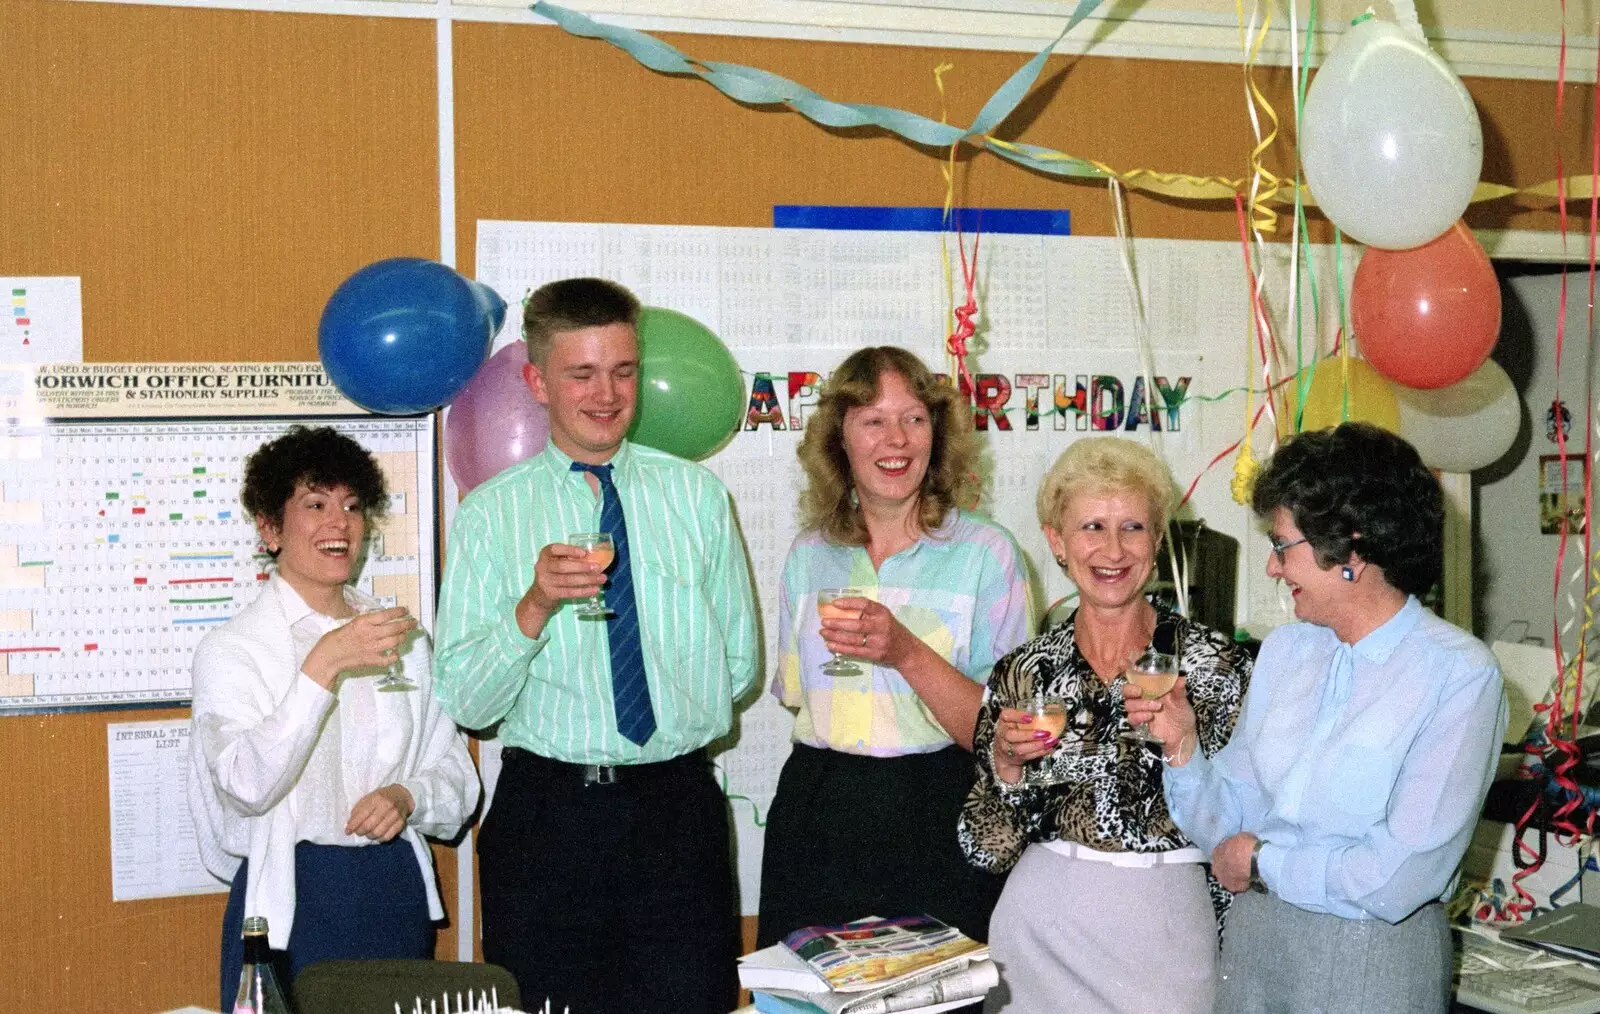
[570,461,656,746]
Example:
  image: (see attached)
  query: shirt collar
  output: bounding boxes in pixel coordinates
[1352,595,1422,664]
[888,509,961,560]
[539,438,635,482]
[269,571,371,626]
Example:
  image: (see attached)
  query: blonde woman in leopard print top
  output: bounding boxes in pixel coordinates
[958,437,1251,1014]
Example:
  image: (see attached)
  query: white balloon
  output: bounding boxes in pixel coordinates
[1301,18,1483,250]
[1396,360,1520,472]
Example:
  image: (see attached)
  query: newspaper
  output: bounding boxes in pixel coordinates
[782,916,987,993]
[759,959,999,1014]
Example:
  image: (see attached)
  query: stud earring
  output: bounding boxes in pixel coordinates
[1341,566,1355,582]
[1055,556,1068,568]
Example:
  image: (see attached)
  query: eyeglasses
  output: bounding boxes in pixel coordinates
[1268,535,1309,564]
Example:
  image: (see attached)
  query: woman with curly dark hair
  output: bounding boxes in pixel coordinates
[756,347,1032,952]
[188,426,478,1010]
[1131,422,1507,1014]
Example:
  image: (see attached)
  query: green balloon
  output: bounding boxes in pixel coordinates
[627,307,745,460]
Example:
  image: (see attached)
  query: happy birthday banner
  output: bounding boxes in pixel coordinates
[742,370,1190,434]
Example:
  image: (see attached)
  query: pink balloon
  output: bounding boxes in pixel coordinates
[444,341,550,493]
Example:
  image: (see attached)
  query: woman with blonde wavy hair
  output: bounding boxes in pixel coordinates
[756,346,1033,957]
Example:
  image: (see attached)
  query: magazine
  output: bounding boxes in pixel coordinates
[754,958,1000,1014]
[781,915,987,994]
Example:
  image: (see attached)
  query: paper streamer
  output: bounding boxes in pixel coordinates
[533,0,1105,157]
[533,2,1600,214]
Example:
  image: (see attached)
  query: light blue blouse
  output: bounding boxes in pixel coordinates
[1163,596,1507,923]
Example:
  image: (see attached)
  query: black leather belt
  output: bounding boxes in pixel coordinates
[502,746,706,787]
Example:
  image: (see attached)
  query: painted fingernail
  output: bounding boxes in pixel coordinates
[1033,730,1051,740]
[1019,714,1034,723]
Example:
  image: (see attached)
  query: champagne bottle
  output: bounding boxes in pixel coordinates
[233,916,291,1014]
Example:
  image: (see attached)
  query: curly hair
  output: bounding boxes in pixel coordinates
[1036,436,1176,536]
[1250,422,1443,596]
[241,426,389,554]
[797,347,979,545]
[522,277,640,367]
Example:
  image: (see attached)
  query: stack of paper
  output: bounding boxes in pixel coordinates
[738,916,997,1014]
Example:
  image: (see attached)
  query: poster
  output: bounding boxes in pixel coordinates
[1540,454,1588,535]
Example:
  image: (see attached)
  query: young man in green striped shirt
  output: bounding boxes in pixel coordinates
[434,278,759,1014]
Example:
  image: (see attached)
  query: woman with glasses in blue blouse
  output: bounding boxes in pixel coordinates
[1129,422,1506,1014]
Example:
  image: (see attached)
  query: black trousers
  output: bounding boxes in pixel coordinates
[478,748,740,1014]
[756,743,1006,949]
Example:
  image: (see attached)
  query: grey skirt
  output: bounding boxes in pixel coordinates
[985,844,1218,1014]
[1215,891,1452,1014]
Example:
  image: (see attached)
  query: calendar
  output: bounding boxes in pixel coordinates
[0,415,437,714]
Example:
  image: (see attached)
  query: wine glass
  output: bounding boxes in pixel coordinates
[365,607,417,693]
[1122,647,1178,743]
[568,532,614,618]
[1021,693,1070,787]
[816,587,865,677]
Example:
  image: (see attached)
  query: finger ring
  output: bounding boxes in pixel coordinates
[860,632,868,647]
[1005,744,1014,759]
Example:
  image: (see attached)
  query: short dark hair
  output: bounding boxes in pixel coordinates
[240,427,389,548]
[1251,422,1443,596]
[522,277,640,366]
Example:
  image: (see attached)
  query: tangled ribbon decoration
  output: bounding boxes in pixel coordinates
[946,220,981,397]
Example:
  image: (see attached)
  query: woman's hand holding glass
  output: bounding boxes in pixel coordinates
[817,594,917,672]
[1123,674,1199,764]
[992,705,1064,785]
[301,607,417,691]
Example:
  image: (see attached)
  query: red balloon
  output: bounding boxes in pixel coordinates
[1350,221,1501,390]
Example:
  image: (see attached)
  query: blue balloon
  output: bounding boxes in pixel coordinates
[318,258,505,414]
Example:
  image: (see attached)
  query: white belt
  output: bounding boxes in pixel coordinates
[1042,840,1206,868]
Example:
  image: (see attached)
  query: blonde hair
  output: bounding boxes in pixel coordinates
[797,347,980,546]
[1036,436,1176,534]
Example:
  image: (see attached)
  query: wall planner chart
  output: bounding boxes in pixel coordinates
[0,415,437,714]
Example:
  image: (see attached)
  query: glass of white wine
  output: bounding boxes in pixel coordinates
[816,587,865,678]
[366,607,417,693]
[1123,647,1178,743]
[1021,692,1070,787]
[568,532,615,618]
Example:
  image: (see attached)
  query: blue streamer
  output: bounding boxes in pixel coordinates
[531,1,1111,179]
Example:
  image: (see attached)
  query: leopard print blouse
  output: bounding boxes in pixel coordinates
[959,609,1251,873]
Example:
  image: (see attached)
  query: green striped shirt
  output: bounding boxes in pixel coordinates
[434,439,760,763]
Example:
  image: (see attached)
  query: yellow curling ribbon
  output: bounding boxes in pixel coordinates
[1231,447,1261,505]
[935,61,961,383]
[1237,0,1285,235]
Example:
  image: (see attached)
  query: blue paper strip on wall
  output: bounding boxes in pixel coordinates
[772,206,1071,235]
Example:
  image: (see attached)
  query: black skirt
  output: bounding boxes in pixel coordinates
[756,742,1006,948]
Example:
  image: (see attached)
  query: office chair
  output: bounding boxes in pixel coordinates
[293,959,521,1014]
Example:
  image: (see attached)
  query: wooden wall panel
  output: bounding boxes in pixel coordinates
[0,3,441,1009]
[0,3,1587,1009]
[0,0,439,364]
[454,23,1581,265]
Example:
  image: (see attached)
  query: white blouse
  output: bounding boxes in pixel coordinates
[188,574,480,948]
